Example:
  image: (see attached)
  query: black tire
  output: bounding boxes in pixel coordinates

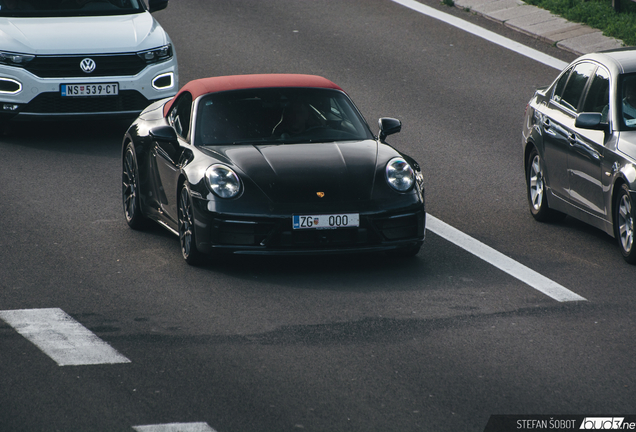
[614,183,636,264]
[526,148,564,222]
[178,185,204,265]
[122,142,149,230]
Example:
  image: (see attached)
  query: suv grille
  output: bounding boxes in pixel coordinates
[23,90,151,114]
[25,54,147,78]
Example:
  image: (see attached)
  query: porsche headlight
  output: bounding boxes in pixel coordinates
[385,157,415,192]
[205,164,241,198]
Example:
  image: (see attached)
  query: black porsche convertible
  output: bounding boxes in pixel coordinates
[121,74,426,264]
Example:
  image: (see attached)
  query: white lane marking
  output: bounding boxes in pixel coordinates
[133,423,217,432]
[392,1,582,300]
[0,308,131,366]
[427,215,587,302]
[392,0,569,70]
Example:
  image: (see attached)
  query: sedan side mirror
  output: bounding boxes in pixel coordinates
[378,117,401,142]
[148,0,169,13]
[575,112,607,131]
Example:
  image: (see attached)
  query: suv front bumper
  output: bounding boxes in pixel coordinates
[0,57,178,120]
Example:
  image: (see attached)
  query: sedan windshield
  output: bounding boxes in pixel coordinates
[621,73,636,129]
[196,88,375,146]
[0,0,145,17]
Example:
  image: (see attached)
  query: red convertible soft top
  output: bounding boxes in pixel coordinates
[163,74,343,116]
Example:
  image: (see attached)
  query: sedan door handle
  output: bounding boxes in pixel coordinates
[568,133,577,145]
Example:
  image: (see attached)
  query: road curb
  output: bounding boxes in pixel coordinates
[452,0,625,55]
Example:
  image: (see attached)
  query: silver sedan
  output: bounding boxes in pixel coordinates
[522,48,636,263]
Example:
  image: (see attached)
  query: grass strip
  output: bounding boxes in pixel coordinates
[521,0,636,46]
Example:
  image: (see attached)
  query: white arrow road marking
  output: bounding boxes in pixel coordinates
[392,0,568,70]
[0,308,130,366]
[427,215,587,302]
[133,423,217,432]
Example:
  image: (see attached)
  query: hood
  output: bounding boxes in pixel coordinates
[223,140,380,204]
[0,13,166,54]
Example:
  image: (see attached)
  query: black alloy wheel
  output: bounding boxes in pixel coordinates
[614,183,636,264]
[178,185,203,265]
[122,142,147,230]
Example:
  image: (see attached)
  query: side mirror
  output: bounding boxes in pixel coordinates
[150,125,180,160]
[378,117,401,142]
[150,125,178,142]
[148,0,168,13]
[575,112,607,131]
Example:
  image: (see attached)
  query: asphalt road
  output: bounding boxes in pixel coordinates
[1,0,635,431]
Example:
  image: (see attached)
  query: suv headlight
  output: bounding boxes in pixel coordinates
[0,51,35,67]
[385,157,415,192]
[137,44,173,64]
[205,164,242,198]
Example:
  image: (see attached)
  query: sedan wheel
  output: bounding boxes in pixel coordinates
[615,184,636,264]
[526,148,563,222]
[178,185,204,265]
[122,143,147,230]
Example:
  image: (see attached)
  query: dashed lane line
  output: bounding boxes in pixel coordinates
[427,215,587,302]
[133,423,217,432]
[0,308,130,366]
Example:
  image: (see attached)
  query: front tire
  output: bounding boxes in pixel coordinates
[122,142,148,230]
[526,148,564,222]
[614,184,636,264]
[178,185,204,265]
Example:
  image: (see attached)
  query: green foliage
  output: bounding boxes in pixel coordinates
[441,0,455,6]
[522,0,636,46]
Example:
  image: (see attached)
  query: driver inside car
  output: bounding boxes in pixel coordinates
[622,78,636,126]
[274,101,326,139]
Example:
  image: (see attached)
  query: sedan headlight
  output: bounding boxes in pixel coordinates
[385,157,415,192]
[0,51,35,67]
[136,44,173,64]
[205,164,241,198]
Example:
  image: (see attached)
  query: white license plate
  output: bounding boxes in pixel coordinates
[61,83,119,97]
[293,213,359,230]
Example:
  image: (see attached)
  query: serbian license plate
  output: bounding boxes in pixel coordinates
[61,83,119,97]
[293,213,359,230]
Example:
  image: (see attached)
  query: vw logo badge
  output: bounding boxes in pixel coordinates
[80,58,96,74]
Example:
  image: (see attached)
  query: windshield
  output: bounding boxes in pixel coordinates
[621,73,636,130]
[0,0,145,17]
[196,87,374,147]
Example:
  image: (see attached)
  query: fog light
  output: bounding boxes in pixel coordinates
[2,103,19,111]
[0,78,21,94]
[152,72,174,90]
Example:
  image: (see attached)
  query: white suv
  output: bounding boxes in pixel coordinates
[0,0,178,127]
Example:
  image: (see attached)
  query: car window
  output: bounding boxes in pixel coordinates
[169,92,193,139]
[552,67,572,103]
[196,88,374,146]
[554,62,596,112]
[0,0,145,17]
[621,73,636,129]
[582,66,610,122]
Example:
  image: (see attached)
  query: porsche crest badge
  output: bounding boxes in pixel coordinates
[316,192,325,198]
